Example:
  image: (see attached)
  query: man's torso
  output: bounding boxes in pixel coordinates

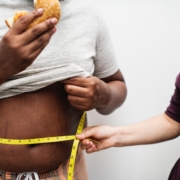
[0,82,84,172]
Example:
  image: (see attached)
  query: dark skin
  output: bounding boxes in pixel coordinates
[0,9,127,172]
[0,8,57,84]
[62,70,127,115]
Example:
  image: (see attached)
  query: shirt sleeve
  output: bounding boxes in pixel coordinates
[93,13,119,79]
[165,73,180,123]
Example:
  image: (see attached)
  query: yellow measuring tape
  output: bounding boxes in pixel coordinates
[0,112,86,180]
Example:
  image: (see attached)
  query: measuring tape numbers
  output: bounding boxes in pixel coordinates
[0,112,86,180]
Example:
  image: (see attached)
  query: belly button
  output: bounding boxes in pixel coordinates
[28,144,39,148]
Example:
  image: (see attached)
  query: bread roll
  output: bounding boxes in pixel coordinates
[5,0,61,29]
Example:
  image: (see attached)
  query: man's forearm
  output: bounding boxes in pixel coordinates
[96,80,127,115]
[113,114,180,147]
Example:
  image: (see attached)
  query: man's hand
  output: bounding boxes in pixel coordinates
[0,8,58,84]
[62,70,127,114]
[62,76,110,111]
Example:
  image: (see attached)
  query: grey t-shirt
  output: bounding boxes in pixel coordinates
[0,0,118,99]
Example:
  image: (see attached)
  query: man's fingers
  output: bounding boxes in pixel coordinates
[62,77,91,87]
[67,95,87,104]
[23,18,58,44]
[11,9,44,34]
[67,96,94,111]
[64,84,87,97]
[27,27,56,54]
[25,40,49,65]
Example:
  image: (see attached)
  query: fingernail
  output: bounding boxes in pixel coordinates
[37,8,44,13]
[51,27,57,34]
[51,18,58,24]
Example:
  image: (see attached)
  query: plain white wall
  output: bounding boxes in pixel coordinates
[86,0,180,180]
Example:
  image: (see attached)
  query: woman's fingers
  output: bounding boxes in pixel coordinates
[80,139,98,153]
[76,126,95,140]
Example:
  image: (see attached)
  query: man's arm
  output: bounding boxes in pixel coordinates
[96,69,127,114]
[62,69,127,115]
[0,9,58,85]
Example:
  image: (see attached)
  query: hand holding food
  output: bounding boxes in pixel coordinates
[5,0,61,29]
[0,0,61,84]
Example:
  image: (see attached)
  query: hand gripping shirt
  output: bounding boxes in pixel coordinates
[0,0,118,99]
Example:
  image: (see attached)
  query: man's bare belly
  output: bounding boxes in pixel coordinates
[0,82,84,172]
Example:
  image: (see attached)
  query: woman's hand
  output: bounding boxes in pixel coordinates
[62,76,110,111]
[0,8,58,84]
[77,114,180,154]
[76,125,116,153]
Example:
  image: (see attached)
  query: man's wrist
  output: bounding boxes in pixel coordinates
[98,81,111,108]
[0,70,9,85]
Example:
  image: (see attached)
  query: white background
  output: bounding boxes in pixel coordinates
[86,0,180,179]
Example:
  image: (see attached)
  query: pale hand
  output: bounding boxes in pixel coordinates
[76,125,115,153]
